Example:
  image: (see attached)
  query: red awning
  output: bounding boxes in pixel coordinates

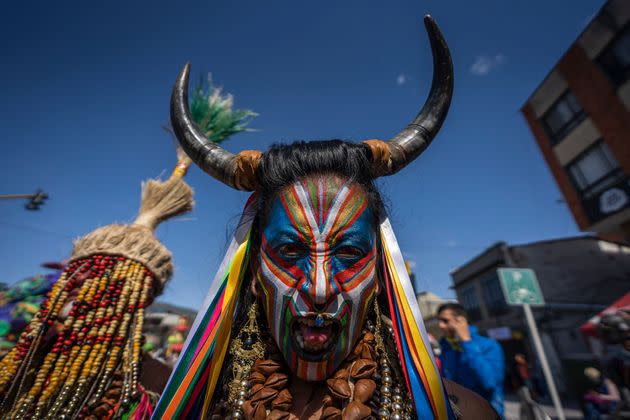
[580,291,630,337]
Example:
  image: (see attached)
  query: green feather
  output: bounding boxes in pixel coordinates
[189,74,257,144]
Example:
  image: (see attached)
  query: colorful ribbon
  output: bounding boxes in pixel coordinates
[153,198,453,419]
[379,215,454,419]
[153,196,256,419]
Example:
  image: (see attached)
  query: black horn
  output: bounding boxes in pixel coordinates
[171,63,246,189]
[385,15,454,174]
[172,15,453,187]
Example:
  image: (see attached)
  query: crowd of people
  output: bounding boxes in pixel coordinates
[426,302,630,419]
[579,310,630,419]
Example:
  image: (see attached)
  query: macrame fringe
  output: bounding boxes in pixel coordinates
[0,151,195,419]
[71,225,173,291]
[72,158,194,290]
[134,177,194,231]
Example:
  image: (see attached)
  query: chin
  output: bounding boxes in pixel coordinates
[282,315,349,381]
[293,357,337,382]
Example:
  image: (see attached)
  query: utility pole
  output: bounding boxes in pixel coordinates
[0,190,49,210]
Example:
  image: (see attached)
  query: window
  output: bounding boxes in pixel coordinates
[481,273,508,316]
[459,286,481,322]
[541,91,586,144]
[567,141,624,199]
[598,25,630,86]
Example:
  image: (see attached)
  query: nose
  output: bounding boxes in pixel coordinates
[297,272,339,312]
[297,279,337,312]
[296,253,341,311]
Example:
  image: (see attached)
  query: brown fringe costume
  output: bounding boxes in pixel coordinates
[211,332,390,420]
[208,300,416,420]
[207,311,499,420]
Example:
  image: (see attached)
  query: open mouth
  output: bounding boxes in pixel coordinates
[291,315,340,361]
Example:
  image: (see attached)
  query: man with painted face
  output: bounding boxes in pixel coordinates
[155,16,500,420]
[254,175,380,383]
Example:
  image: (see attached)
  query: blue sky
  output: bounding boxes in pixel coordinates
[0,0,603,309]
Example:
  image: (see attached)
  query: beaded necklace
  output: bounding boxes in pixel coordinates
[211,310,416,419]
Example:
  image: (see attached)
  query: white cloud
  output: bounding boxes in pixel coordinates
[396,74,407,85]
[470,54,506,76]
[446,240,458,248]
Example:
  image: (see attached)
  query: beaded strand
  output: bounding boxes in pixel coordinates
[0,266,72,392]
[0,255,155,419]
[0,260,88,415]
[51,264,124,418]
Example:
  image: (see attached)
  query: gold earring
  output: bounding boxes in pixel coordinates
[228,302,265,418]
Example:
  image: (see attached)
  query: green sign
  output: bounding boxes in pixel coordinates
[498,268,545,306]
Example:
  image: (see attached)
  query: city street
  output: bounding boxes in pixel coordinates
[504,396,584,420]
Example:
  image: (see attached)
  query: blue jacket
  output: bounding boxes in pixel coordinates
[440,326,505,416]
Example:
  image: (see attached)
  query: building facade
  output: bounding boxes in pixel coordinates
[450,236,630,395]
[522,0,630,240]
[143,301,197,353]
[416,291,449,339]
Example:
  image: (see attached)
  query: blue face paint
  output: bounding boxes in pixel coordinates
[256,176,378,381]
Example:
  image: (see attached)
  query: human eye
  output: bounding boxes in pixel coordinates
[335,245,366,260]
[277,243,307,259]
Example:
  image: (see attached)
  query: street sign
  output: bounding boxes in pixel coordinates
[497,268,564,419]
[498,268,545,306]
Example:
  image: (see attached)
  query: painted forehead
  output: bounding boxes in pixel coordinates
[264,176,374,241]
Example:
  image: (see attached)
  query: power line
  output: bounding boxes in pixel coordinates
[0,220,73,239]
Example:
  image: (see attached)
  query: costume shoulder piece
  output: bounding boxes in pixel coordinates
[444,379,502,420]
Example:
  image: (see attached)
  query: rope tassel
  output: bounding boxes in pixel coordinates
[0,153,193,419]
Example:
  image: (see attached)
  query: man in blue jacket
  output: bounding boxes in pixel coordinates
[438,303,505,416]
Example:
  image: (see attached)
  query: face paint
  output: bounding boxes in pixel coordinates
[257,176,378,381]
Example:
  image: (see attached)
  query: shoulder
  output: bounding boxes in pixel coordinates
[444,379,501,420]
[473,334,503,353]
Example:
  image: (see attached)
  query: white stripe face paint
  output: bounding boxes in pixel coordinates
[294,182,350,307]
[257,177,378,381]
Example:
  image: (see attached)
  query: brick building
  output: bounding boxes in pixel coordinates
[522,0,630,240]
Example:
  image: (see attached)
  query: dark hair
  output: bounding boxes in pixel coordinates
[255,139,384,225]
[437,302,467,319]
